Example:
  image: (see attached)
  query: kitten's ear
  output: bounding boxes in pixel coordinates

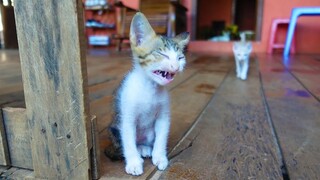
[130,12,156,47]
[173,32,190,49]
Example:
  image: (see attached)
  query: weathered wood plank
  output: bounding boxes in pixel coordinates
[0,165,10,174]
[2,107,32,169]
[0,110,10,166]
[3,167,34,179]
[90,115,100,180]
[293,55,320,71]
[278,55,320,100]
[14,0,91,179]
[0,167,20,178]
[0,91,25,108]
[259,54,320,179]
[158,58,283,179]
[99,56,232,179]
[0,84,23,97]
[168,70,229,149]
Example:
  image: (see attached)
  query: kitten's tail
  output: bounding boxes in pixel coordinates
[104,127,124,161]
[240,32,246,42]
[104,145,123,161]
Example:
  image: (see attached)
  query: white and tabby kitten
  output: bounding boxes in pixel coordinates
[233,33,252,80]
[105,12,189,176]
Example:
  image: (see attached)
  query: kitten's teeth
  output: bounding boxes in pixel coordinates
[164,72,174,80]
[155,70,175,80]
[161,71,165,77]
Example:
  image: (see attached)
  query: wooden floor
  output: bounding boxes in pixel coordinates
[1,49,320,179]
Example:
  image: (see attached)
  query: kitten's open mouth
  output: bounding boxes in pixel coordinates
[153,70,175,80]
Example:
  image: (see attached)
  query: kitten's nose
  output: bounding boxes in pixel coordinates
[170,62,179,72]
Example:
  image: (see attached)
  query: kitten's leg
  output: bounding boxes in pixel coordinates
[121,117,144,176]
[138,130,154,158]
[235,59,241,78]
[138,145,152,158]
[152,108,170,170]
[240,59,249,80]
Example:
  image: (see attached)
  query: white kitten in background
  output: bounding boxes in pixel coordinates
[233,33,252,80]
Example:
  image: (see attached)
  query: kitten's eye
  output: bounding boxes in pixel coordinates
[178,56,184,61]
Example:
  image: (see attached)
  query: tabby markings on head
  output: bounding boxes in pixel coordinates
[138,36,182,67]
[160,36,180,52]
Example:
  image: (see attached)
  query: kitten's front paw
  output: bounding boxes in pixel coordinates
[152,155,168,170]
[240,74,247,80]
[125,156,144,176]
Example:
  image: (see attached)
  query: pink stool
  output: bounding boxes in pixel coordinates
[268,18,295,54]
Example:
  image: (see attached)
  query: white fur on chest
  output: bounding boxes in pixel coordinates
[118,67,169,126]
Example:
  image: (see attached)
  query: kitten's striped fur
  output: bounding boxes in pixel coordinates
[104,12,189,175]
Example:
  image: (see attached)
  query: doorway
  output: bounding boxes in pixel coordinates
[195,0,263,41]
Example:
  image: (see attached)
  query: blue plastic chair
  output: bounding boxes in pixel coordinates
[283,7,320,58]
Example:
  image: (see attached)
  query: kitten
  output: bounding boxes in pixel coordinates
[105,12,190,176]
[232,33,252,80]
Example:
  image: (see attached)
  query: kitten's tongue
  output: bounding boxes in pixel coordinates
[154,70,175,82]
[165,72,173,80]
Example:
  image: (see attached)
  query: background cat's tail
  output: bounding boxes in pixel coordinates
[240,32,246,42]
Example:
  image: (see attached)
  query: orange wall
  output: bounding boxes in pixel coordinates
[184,0,320,54]
[121,0,320,54]
[197,0,233,28]
[121,0,139,9]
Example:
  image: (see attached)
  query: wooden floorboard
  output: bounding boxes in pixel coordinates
[259,54,320,179]
[0,167,34,179]
[0,50,24,108]
[156,57,283,179]
[278,55,320,100]
[1,50,320,179]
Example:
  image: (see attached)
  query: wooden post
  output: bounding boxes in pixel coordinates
[0,109,10,166]
[14,0,91,179]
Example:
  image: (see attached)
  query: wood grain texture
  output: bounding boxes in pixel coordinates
[14,0,90,179]
[90,115,100,180]
[0,110,10,166]
[159,58,283,179]
[259,54,320,179]
[0,167,34,179]
[2,107,32,169]
[0,165,10,174]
